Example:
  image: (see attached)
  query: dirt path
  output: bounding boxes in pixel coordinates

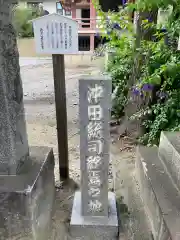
[21,63,151,239]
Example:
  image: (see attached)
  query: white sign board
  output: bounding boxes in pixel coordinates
[32,13,78,54]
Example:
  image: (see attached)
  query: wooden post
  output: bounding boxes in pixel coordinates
[52,54,69,181]
[32,14,78,182]
[90,34,95,52]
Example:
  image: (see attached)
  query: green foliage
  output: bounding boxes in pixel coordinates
[93,0,180,145]
[92,1,135,118]
[12,5,40,38]
[131,40,180,145]
[132,89,180,145]
[108,36,134,118]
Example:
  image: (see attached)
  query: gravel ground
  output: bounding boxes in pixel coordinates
[22,63,101,185]
[21,62,152,240]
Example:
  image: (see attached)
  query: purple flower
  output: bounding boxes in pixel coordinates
[122,0,127,7]
[112,23,121,30]
[132,86,145,98]
[152,35,157,42]
[95,32,100,37]
[161,28,167,33]
[140,91,144,98]
[164,35,169,45]
[156,91,168,100]
[132,87,140,96]
[148,17,153,22]
[142,83,154,92]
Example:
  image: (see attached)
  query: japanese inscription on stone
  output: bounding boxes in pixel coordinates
[79,77,111,217]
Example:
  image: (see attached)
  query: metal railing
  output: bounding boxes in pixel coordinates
[74,18,103,31]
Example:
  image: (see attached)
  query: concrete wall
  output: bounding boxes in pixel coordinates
[17,38,105,68]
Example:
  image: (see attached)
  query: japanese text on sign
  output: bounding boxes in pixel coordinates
[33,14,78,54]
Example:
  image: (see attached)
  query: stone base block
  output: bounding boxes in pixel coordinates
[0,146,55,240]
[159,131,180,192]
[69,191,118,240]
[136,146,180,240]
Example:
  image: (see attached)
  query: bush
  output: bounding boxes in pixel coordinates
[131,40,180,145]
[108,36,134,118]
[12,5,40,38]
[92,4,135,119]
[93,0,180,145]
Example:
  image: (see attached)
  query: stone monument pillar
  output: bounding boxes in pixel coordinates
[0,0,29,175]
[0,1,55,239]
[70,76,118,240]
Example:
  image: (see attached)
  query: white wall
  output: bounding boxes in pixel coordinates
[43,1,56,14]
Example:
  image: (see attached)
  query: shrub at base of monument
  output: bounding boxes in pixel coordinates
[70,77,118,240]
[0,147,55,240]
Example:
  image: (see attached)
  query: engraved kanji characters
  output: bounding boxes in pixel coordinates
[88,199,103,213]
[87,84,103,104]
[88,170,101,186]
[86,156,101,170]
[88,105,103,121]
[88,187,100,197]
[85,83,105,214]
[88,140,103,154]
[87,121,103,140]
